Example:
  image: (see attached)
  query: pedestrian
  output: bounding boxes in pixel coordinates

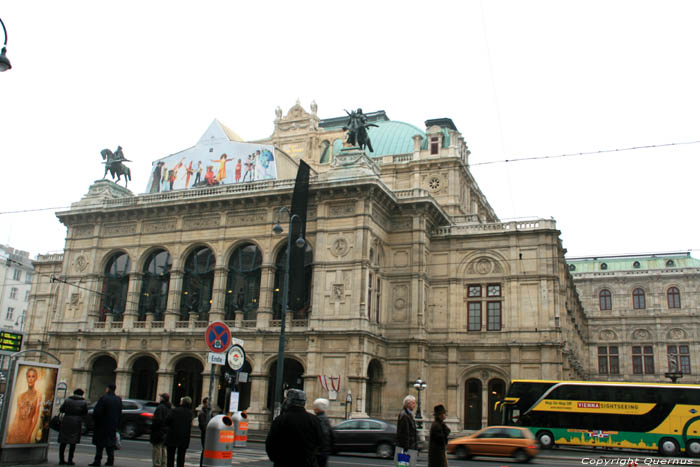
[312,398,334,467]
[165,396,194,467]
[395,395,418,467]
[265,389,323,467]
[150,393,172,467]
[89,383,123,467]
[197,397,212,467]
[58,388,88,465]
[428,404,450,467]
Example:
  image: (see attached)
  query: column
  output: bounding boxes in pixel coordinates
[165,270,184,329]
[210,266,227,322]
[123,272,142,328]
[115,369,132,398]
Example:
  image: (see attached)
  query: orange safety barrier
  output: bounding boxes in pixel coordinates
[203,450,233,460]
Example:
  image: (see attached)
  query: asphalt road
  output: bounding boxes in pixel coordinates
[33,436,694,467]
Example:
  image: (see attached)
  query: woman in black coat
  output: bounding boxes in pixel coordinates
[165,396,194,467]
[428,404,451,467]
[58,388,88,465]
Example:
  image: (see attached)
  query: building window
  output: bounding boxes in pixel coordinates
[180,246,215,321]
[468,302,481,331]
[599,289,612,310]
[487,302,502,331]
[99,252,131,322]
[9,288,17,299]
[632,345,654,375]
[367,272,373,321]
[12,269,21,281]
[487,284,501,297]
[600,263,608,270]
[6,307,14,320]
[633,261,640,269]
[468,285,481,298]
[632,288,646,310]
[598,346,619,375]
[224,243,262,321]
[273,242,313,320]
[375,277,381,324]
[667,287,681,309]
[25,272,32,284]
[24,291,29,302]
[430,136,439,155]
[668,345,691,374]
[137,249,172,321]
[568,264,576,271]
[666,259,675,267]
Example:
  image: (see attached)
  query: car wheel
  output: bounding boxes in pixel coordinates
[513,448,530,463]
[687,440,700,458]
[537,431,554,450]
[659,438,679,456]
[455,446,471,460]
[376,443,393,459]
[121,422,138,440]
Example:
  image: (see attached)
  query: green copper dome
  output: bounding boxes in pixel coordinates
[365,120,425,157]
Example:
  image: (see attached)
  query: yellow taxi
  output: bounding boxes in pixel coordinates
[447,426,539,463]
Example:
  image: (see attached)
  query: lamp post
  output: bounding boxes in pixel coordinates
[0,17,11,72]
[272,207,306,418]
[413,377,427,428]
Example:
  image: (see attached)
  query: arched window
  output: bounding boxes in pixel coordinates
[100,252,131,321]
[633,288,646,310]
[225,243,262,320]
[319,140,330,164]
[138,250,171,321]
[600,263,608,270]
[667,287,681,309]
[599,289,612,311]
[180,247,215,320]
[272,242,313,320]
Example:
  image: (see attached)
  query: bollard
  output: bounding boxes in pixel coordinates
[232,411,249,447]
[202,414,235,467]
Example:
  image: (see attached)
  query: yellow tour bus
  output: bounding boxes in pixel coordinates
[497,379,700,457]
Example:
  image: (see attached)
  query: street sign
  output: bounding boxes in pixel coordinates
[208,352,226,366]
[226,344,246,371]
[205,322,231,353]
[0,329,23,355]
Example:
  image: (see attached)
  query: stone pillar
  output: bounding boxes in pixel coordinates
[156,370,175,398]
[115,369,132,398]
[165,270,184,329]
[247,373,271,430]
[123,272,142,328]
[210,266,227,322]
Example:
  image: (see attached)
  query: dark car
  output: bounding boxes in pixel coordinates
[332,418,397,459]
[83,398,159,439]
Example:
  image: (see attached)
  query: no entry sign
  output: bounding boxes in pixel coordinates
[205,321,231,353]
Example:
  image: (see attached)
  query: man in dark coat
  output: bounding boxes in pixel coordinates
[312,398,334,467]
[428,404,450,467]
[165,396,194,467]
[395,395,418,467]
[58,388,88,465]
[89,384,123,467]
[265,389,323,467]
[197,397,212,467]
[150,393,172,467]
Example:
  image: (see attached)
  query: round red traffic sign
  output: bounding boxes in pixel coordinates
[205,321,231,353]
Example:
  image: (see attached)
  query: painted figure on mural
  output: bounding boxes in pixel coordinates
[6,368,43,444]
[150,161,165,193]
[235,159,242,183]
[242,152,257,182]
[212,153,232,182]
[161,164,169,191]
[185,161,194,188]
[193,161,202,186]
[204,166,218,186]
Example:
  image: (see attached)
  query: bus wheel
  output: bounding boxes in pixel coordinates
[686,439,700,458]
[536,431,554,450]
[659,438,679,456]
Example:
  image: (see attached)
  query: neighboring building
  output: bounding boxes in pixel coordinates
[25,101,586,431]
[568,252,700,384]
[0,244,33,332]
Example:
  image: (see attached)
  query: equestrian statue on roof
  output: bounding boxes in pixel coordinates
[343,108,378,152]
[101,145,132,188]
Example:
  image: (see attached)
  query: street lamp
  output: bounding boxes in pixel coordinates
[0,17,11,72]
[413,377,427,428]
[272,206,306,417]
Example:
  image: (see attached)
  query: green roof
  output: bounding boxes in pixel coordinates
[365,120,425,157]
[567,253,700,273]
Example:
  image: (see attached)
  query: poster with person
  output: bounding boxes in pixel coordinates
[1,361,59,448]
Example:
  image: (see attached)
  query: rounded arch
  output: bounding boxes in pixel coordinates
[172,242,217,271]
[464,378,482,430]
[135,245,173,272]
[171,355,204,407]
[632,287,646,310]
[366,359,385,418]
[180,245,216,320]
[666,285,682,309]
[224,241,263,320]
[458,249,511,277]
[99,251,131,322]
[272,239,314,320]
[487,378,507,425]
[129,355,159,400]
[98,248,131,272]
[138,248,172,321]
[266,356,305,410]
[89,354,117,401]
[598,288,613,311]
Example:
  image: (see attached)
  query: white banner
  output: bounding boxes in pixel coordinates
[229,391,240,413]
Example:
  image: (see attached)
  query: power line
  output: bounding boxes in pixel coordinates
[0,206,70,215]
[469,139,700,167]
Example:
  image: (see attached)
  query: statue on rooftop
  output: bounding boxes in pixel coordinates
[101,145,132,188]
[343,108,377,152]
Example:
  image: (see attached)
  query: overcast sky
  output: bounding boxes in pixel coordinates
[1,1,698,259]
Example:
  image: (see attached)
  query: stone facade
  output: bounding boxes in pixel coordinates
[24,102,586,431]
[568,253,700,384]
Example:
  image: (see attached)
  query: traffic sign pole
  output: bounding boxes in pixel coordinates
[204,322,231,412]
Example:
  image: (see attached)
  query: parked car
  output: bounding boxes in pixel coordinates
[332,418,397,459]
[83,399,159,439]
[447,425,539,463]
